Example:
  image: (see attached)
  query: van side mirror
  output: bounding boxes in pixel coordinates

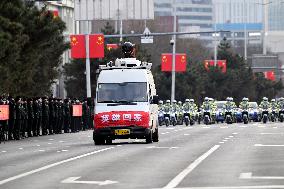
[151,95,159,104]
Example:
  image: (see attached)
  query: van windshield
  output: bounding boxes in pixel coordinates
[97,82,148,103]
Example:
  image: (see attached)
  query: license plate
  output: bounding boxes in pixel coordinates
[115,129,130,135]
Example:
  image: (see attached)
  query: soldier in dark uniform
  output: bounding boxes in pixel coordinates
[27,98,34,137]
[22,98,28,138]
[37,98,42,136]
[33,98,39,136]
[57,99,64,134]
[14,97,22,140]
[48,98,54,135]
[8,96,16,140]
[53,98,59,134]
[63,99,71,133]
[82,99,89,131]
[42,97,49,135]
[88,98,94,130]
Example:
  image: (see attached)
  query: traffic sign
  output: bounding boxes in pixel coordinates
[141,27,153,44]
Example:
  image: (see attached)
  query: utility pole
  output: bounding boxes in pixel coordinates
[213,3,218,66]
[85,0,91,98]
[171,0,177,103]
[244,0,247,61]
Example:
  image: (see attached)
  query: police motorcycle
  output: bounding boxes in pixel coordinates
[278,98,284,122]
[170,100,178,126]
[163,100,171,127]
[158,101,165,126]
[202,105,211,125]
[240,98,249,124]
[224,104,233,124]
[269,99,278,122]
[177,101,184,125]
[260,97,270,124]
[183,100,195,126]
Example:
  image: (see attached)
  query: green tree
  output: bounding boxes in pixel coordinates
[0,0,68,96]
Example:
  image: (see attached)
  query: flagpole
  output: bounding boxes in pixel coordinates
[171,0,176,104]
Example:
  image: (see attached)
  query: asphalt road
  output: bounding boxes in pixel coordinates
[1,122,284,189]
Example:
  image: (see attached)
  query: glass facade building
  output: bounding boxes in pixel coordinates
[154,0,213,37]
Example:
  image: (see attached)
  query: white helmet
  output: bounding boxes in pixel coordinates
[178,101,182,105]
[242,97,249,101]
[166,100,170,103]
[263,97,268,101]
[173,100,177,103]
[189,99,194,103]
[204,97,209,101]
[185,99,190,102]
[158,100,163,104]
[271,99,276,102]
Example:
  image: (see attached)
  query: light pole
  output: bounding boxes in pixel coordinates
[256,0,272,55]
[171,0,177,103]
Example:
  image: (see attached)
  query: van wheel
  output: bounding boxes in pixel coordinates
[94,137,105,145]
[146,131,153,144]
[106,139,112,145]
[153,128,159,142]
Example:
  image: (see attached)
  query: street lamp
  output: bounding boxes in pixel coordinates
[171,0,177,104]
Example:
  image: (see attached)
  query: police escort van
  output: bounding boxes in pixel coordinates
[93,42,159,145]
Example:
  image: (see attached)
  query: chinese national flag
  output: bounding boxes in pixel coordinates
[70,35,86,58]
[0,105,9,120]
[106,44,119,51]
[161,53,187,72]
[53,10,59,19]
[89,34,104,58]
[175,54,187,72]
[72,105,82,117]
[161,54,173,72]
[204,60,226,73]
[264,71,275,81]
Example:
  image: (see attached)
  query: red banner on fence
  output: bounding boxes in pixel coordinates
[72,105,82,117]
[94,111,150,128]
[0,105,9,120]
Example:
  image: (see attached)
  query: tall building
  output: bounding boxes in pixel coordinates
[154,0,213,38]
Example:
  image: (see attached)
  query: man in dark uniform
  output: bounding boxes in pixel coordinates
[22,98,28,138]
[37,98,42,136]
[53,98,59,134]
[57,99,64,134]
[8,96,16,140]
[27,98,34,137]
[63,99,71,133]
[48,98,54,135]
[14,97,22,140]
[42,97,49,135]
[82,99,89,131]
[33,98,39,136]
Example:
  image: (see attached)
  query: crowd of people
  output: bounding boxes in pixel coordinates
[0,96,94,142]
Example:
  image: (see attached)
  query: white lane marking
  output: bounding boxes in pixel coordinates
[260,133,284,135]
[1,151,7,153]
[240,126,247,128]
[222,140,228,142]
[146,146,179,149]
[273,127,278,129]
[48,139,54,141]
[174,130,179,132]
[240,172,284,180]
[38,150,45,152]
[255,144,284,147]
[61,150,69,152]
[161,133,167,135]
[229,136,234,138]
[232,133,238,135]
[116,145,122,147]
[59,141,65,143]
[258,126,266,128]
[219,142,224,144]
[202,127,210,129]
[18,148,23,150]
[220,126,228,129]
[0,147,114,185]
[224,138,230,140]
[184,134,190,136]
[47,143,52,145]
[36,145,40,147]
[57,151,61,153]
[163,145,220,189]
[173,185,284,189]
[61,177,118,185]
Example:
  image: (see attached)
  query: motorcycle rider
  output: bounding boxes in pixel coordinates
[278,97,284,121]
[209,98,217,123]
[158,100,164,111]
[270,99,278,121]
[259,97,271,120]
[223,97,235,123]
[201,97,212,122]
[239,97,249,121]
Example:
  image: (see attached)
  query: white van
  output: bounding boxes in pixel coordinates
[93,58,159,145]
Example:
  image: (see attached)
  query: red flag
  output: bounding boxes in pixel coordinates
[161,53,187,72]
[72,105,82,117]
[89,34,104,58]
[0,105,9,120]
[70,35,86,58]
[204,60,226,73]
[53,10,59,19]
[106,44,119,51]
[264,71,275,81]
[175,54,187,72]
[161,54,172,72]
